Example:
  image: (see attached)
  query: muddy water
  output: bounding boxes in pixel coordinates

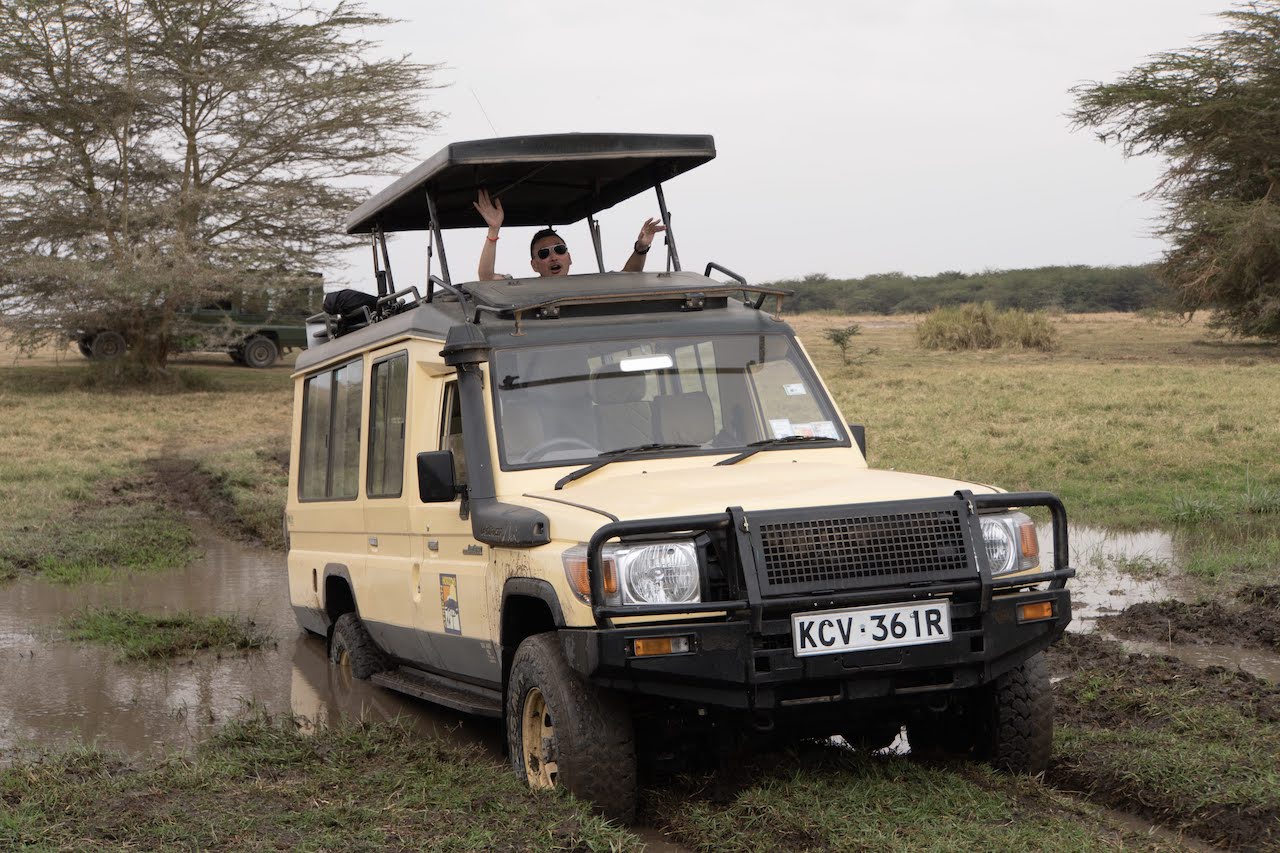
[0,521,501,761]
[1045,525,1188,632]
[1048,524,1280,681]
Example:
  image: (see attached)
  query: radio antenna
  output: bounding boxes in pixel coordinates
[470,87,499,137]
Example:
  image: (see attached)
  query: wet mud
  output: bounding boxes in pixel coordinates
[1101,596,1280,651]
[1047,632,1280,850]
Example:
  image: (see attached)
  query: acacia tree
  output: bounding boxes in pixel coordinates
[1071,2,1280,341]
[0,0,441,372]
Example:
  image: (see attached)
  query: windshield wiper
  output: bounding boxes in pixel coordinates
[715,435,840,466]
[554,443,699,490]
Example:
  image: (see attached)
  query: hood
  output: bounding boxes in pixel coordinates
[518,459,998,522]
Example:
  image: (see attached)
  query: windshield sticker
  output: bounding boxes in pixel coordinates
[769,418,794,438]
[783,383,807,396]
[810,421,839,439]
[440,574,462,635]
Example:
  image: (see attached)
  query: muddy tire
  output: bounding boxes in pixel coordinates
[328,612,389,680]
[77,340,93,359]
[89,330,126,360]
[909,653,1053,774]
[984,652,1053,774]
[240,335,278,369]
[507,632,637,823]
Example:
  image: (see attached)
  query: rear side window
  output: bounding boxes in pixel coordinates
[367,353,408,498]
[299,358,363,500]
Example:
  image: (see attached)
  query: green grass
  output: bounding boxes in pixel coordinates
[63,607,272,661]
[648,745,1173,852]
[0,716,637,851]
[0,493,197,583]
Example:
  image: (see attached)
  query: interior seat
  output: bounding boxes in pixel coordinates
[652,391,714,446]
[591,366,652,451]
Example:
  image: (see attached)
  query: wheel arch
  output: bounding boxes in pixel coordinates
[501,578,565,685]
[322,563,357,630]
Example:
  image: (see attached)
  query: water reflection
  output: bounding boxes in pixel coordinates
[0,524,499,762]
[1041,524,1188,633]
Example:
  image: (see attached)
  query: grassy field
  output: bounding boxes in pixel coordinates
[0,349,292,581]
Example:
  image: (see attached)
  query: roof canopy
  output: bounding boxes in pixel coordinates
[345,132,715,235]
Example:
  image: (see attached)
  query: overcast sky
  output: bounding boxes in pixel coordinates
[335,0,1229,290]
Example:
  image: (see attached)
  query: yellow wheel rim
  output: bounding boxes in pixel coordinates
[520,687,558,789]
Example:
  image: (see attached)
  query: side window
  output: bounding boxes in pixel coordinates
[298,358,363,501]
[299,371,332,499]
[367,353,408,498]
[441,382,468,489]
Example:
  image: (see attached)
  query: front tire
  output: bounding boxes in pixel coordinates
[908,653,1053,775]
[506,632,637,823]
[985,652,1053,774]
[328,612,389,680]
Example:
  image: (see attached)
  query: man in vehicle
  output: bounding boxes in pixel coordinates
[474,188,665,280]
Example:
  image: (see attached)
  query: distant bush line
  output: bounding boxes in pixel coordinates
[765,265,1169,314]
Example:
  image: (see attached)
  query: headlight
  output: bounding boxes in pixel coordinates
[562,540,702,606]
[979,512,1040,576]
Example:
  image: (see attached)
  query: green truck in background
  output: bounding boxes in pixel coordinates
[75,287,319,368]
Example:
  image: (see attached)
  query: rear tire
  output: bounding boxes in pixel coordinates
[328,612,389,680]
[89,331,126,360]
[241,335,278,368]
[507,632,637,823]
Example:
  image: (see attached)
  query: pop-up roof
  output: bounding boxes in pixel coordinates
[345,132,716,234]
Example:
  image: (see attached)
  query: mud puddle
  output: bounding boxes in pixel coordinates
[1043,525,1280,682]
[0,520,501,761]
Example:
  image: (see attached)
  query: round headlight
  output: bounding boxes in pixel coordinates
[620,543,700,605]
[980,518,1016,575]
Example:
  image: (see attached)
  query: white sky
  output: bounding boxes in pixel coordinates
[333,0,1228,291]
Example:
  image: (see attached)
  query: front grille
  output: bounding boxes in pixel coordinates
[754,502,976,595]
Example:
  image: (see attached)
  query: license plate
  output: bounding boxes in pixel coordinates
[792,600,951,657]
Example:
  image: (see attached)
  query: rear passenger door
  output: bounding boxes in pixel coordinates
[362,350,425,664]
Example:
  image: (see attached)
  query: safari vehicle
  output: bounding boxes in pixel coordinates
[75,286,317,368]
[285,133,1073,822]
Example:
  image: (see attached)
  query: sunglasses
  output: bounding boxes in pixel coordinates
[535,244,568,260]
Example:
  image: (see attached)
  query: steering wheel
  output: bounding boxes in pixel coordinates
[523,436,597,461]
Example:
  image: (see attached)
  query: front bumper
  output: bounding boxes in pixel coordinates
[566,489,1074,711]
[560,586,1070,710]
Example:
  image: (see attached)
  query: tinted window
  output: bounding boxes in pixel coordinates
[368,353,408,498]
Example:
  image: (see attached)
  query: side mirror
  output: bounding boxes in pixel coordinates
[848,424,867,459]
[417,450,459,502]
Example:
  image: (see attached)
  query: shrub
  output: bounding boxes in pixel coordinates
[823,323,862,364]
[916,302,1057,351]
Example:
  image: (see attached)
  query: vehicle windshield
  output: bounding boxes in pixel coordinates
[492,334,846,468]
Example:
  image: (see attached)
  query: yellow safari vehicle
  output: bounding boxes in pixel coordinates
[286,133,1073,822]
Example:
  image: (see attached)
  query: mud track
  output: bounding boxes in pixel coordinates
[1047,631,1280,850]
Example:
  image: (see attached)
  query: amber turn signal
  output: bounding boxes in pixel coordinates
[1017,600,1054,622]
[564,555,617,599]
[632,636,692,657]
